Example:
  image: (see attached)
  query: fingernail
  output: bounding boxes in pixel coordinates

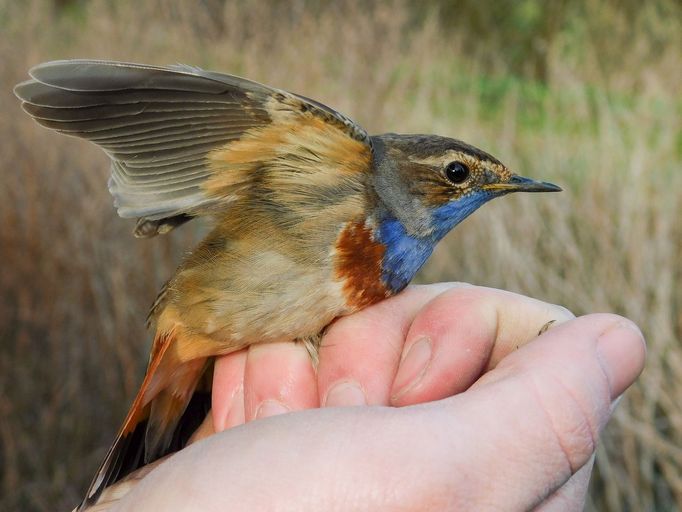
[597,321,646,400]
[392,336,432,400]
[255,399,290,419]
[219,387,244,431]
[610,395,624,415]
[324,381,366,406]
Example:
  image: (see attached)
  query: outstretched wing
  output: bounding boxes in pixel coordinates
[14,60,371,237]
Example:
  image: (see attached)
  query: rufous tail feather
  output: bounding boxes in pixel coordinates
[78,328,209,510]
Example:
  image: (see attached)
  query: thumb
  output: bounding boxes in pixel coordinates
[435,313,645,510]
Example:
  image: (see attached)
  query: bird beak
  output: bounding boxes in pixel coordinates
[483,174,562,193]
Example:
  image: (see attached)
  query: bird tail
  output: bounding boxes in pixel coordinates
[78,325,212,510]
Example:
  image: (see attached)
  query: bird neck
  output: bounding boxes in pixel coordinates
[373,192,492,295]
[374,215,436,295]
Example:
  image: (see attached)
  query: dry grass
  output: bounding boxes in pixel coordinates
[0,1,680,510]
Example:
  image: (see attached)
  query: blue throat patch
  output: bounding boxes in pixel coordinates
[376,191,493,294]
[376,217,434,294]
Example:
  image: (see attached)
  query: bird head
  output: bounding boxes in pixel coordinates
[371,133,560,242]
[369,134,561,294]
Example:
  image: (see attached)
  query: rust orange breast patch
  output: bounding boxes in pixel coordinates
[334,220,389,310]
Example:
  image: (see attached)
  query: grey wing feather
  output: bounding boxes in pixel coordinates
[14,60,269,233]
[14,60,369,237]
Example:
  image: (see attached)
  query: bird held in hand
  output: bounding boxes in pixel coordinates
[14,60,561,509]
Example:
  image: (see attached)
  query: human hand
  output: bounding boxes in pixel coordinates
[99,284,645,511]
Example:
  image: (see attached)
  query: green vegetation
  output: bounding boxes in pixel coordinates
[1,0,680,510]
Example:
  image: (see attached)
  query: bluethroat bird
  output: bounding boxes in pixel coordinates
[15,60,560,508]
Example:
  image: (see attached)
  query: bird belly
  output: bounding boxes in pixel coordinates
[173,248,349,350]
[213,268,347,345]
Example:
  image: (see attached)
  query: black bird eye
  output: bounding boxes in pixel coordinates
[445,161,470,184]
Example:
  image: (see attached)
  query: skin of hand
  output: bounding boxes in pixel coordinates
[110,283,646,512]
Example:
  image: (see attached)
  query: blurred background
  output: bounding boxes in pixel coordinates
[0,0,680,510]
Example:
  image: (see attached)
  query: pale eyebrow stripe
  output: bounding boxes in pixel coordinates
[408,150,480,166]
